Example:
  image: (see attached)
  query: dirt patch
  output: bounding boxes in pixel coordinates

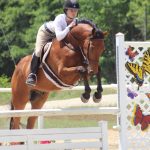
[108,129,119,150]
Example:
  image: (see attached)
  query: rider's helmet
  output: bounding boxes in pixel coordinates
[63,0,80,13]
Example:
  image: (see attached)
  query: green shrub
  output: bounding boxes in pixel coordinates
[0,75,10,87]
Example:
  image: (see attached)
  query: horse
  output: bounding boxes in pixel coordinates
[10,19,107,129]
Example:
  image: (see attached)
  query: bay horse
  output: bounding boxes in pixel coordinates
[10,19,107,129]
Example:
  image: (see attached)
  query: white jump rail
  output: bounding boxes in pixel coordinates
[0,84,117,92]
[0,121,108,150]
[0,107,119,118]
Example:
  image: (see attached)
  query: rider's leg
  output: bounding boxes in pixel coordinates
[26,25,45,86]
[26,53,40,86]
[26,24,53,86]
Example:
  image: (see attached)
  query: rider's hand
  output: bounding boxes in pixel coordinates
[68,21,76,29]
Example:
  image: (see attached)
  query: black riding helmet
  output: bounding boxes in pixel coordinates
[63,0,80,14]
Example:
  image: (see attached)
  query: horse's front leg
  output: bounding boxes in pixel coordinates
[58,65,86,77]
[81,74,91,103]
[93,65,103,103]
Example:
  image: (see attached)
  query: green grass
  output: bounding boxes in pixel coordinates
[48,88,116,101]
[43,115,116,129]
[0,87,116,105]
[0,93,12,105]
[1,115,116,129]
[0,118,10,129]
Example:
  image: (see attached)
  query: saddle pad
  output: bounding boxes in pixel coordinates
[41,43,77,89]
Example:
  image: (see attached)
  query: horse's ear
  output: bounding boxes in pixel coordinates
[103,31,109,37]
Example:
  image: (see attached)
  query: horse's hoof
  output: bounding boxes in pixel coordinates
[81,93,90,103]
[93,92,102,103]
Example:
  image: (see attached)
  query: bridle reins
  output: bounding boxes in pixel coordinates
[68,30,89,65]
[68,28,103,66]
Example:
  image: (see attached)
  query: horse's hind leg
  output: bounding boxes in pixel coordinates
[26,91,49,129]
[10,101,28,129]
[10,95,29,129]
[10,85,29,129]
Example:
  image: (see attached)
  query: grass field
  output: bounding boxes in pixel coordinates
[43,115,116,129]
[0,114,116,129]
[0,87,116,105]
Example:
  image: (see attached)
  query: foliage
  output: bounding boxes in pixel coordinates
[0,0,150,83]
[0,75,10,87]
[127,0,150,40]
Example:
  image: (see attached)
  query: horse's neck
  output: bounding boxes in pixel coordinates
[66,32,81,49]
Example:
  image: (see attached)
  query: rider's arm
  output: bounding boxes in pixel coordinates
[54,15,74,41]
[54,23,70,41]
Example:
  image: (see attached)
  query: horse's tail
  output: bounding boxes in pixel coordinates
[9,102,14,129]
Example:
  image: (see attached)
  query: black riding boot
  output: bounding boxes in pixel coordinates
[26,54,40,86]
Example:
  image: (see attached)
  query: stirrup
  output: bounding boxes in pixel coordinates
[26,73,37,86]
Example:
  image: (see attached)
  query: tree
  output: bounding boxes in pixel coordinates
[127,0,150,40]
[0,0,62,76]
[1,0,149,83]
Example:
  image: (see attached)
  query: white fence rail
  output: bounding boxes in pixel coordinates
[0,121,108,150]
[0,107,119,118]
[0,84,117,92]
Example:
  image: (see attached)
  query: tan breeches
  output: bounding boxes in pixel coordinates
[34,24,52,57]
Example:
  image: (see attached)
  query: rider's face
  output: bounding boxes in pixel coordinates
[66,8,78,19]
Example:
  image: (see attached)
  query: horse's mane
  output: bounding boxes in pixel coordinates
[77,19,104,39]
[77,19,97,29]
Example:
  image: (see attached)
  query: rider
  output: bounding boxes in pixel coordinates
[26,0,80,86]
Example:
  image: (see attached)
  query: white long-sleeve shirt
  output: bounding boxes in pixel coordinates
[46,14,75,41]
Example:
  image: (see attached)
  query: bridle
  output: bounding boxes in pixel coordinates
[67,27,104,66]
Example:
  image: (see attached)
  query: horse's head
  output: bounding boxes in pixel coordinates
[65,19,107,75]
